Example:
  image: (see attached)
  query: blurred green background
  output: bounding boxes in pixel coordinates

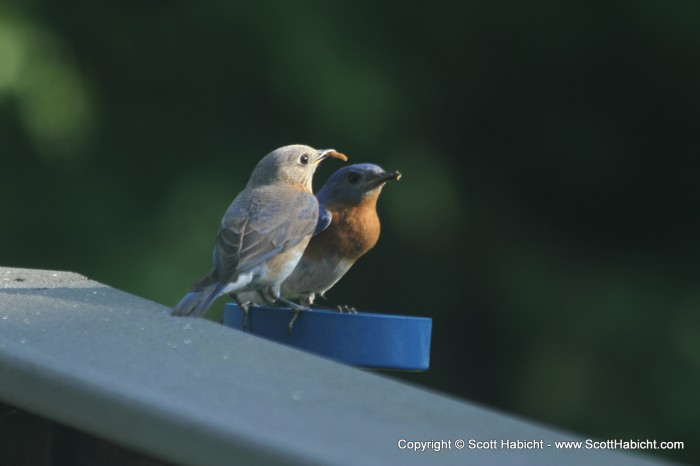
[1,1,697,463]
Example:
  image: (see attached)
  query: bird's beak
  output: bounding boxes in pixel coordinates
[316,149,348,164]
[368,170,402,188]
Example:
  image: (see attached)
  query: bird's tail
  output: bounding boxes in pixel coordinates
[171,283,223,317]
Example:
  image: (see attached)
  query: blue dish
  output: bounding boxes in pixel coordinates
[223,304,432,371]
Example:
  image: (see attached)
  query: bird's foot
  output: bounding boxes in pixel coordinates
[232,296,251,332]
[276,298,307,335]
[336,305,358,314]
[288,309,302,335]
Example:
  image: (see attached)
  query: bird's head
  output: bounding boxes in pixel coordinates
[248,145,347,191]
[317,163,401,207]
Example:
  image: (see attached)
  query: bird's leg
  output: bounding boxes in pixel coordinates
[231,294,250,332]
[276,298,307,335]
[288,309,301,334]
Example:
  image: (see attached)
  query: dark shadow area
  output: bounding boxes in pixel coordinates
[0,403,169,466]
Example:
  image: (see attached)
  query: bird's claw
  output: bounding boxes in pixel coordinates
[287,309,301,335]
[336,305,358,314]
[275,298,307,335]
[232,295,251,332]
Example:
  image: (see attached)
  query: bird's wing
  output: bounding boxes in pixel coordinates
[214,187,319,282]
[213,215,247,282]
[313,204,332,236]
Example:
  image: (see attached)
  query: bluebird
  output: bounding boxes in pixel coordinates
[171,144,347,320]
[280,163,401,310]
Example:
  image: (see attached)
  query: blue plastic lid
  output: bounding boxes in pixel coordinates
[223,304,432,371]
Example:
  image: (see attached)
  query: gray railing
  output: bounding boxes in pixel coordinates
[0,266,676,465]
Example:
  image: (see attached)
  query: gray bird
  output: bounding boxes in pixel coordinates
[172,144,347,319]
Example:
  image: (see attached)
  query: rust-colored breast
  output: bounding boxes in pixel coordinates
[304,196,381,262]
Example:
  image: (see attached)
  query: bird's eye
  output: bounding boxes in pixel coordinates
[347,172,361,184]
[299,154,309,165]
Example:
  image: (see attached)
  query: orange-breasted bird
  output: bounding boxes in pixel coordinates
[280,163,401,307]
